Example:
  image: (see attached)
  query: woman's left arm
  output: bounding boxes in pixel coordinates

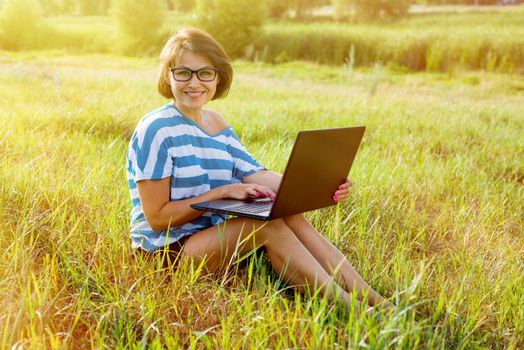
[244,170,352,203]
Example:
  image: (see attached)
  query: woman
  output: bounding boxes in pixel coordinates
[126,27,389,309]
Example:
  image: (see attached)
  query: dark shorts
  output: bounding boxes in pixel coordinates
[134,235,191,269]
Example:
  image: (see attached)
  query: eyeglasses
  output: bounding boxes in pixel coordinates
[169,67,219,82]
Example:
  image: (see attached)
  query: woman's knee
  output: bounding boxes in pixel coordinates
[255,218,297,244]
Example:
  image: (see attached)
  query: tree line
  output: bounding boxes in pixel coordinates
[1,0,521,58]
[2,0,515,17]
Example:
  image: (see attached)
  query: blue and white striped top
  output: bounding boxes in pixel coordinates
[126,104,265,252]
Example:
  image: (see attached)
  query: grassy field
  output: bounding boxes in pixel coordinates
[0,51,523,348]
[260,8,524,72]
[4,7,521,73]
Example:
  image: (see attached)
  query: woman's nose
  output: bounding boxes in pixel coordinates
[188,73,200,86]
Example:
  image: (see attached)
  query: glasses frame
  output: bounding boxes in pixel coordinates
[169,67,219,82]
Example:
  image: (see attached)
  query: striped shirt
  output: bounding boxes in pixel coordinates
[126,104,265,252]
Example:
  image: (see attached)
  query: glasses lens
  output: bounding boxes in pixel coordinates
[173,69,191,81]
[197,69,216,82]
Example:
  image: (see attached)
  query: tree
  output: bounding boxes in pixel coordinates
[76,0,111,15]
[332,0,350,21]
[289,0,326,19]
[57,0,76,14]
[112,0,166,55]
[195,0,266,58]
[267,0,291,19]
[37,0,64,15]
[37,0,111,16]
[0,0,45,50]
[175,0,195,12]
[334,0,411,20]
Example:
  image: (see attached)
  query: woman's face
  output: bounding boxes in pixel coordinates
[169,50,219,118]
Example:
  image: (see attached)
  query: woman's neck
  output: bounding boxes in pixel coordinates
[174,102,202,123]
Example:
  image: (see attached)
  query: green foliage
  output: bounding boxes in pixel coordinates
[76,0,110,15]
[3,5,524,75]
[111,0,167,55]
[289,0,327,19]
[37,0,65,15]
[267,0,291,19]
[174,0,195,12]
[0,0,47,50]
[266,0,329,20]
[428,0,500,3]
[257,10,524,74]
[332,0,412,20]
[332,0,350,21]
[36,0,111,16]
[195,0,266,58]
[352,0,411,19]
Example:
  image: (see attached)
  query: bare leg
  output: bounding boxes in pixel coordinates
[283,214,390,307]
[182,217,358,307]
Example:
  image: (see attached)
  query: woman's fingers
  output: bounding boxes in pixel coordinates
[338,179,353,190]
[246,189,259,198]
[333,179,353,202]
[242,184,275,200]
[251,185,276,200]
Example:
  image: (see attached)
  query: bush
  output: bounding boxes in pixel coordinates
[0,0,46,50]
[174,0,195,12]
[195,0,266,58]
[353,0,411,19]
[76,0,111,15]
[332,0,411,20]
[111,0,166,55]
[267,0,290,19]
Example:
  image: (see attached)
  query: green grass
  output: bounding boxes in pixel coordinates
[260,8,524,72]
[2,8,522,73]
[0,52,523,348]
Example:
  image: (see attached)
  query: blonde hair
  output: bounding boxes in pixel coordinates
[157,27,233,100]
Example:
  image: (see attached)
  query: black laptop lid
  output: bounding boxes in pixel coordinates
[270,126,365,219]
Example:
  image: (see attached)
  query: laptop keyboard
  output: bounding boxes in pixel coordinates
[233,201,273,214]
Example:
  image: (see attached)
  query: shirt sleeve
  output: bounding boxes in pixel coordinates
[128,119,174,182]
[227,128,266,183]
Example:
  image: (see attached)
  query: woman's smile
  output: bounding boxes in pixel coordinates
[184,90,206,97]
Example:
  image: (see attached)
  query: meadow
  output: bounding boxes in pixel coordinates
[11,7,523,74]
[0,47,522,348]
[0,4,523,349]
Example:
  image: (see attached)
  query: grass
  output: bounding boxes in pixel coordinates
[2,7,523,73]
[260,8,524,72]
[0,51,523,348]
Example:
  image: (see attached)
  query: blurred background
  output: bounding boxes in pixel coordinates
[0,0,523,74]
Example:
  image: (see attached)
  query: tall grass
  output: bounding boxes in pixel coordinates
[2,8,523,73]
[259,9,524,73]
[0,53,522,348]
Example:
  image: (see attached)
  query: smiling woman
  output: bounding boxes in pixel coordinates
[156,28,233,103]
[125,27,391,310]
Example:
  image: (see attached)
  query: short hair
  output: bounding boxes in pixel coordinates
[157,27,233,100]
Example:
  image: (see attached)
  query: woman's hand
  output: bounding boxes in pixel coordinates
[221,183,276,201]
[333,179,353,203]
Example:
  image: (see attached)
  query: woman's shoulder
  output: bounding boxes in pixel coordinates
[204,109,229,128]
[202,109,234,136]
[134,104,182,136]
[140,104,179,124]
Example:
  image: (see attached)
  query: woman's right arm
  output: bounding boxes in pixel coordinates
[137,178,275,231]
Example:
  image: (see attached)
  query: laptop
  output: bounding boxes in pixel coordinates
[190,126,365,220]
